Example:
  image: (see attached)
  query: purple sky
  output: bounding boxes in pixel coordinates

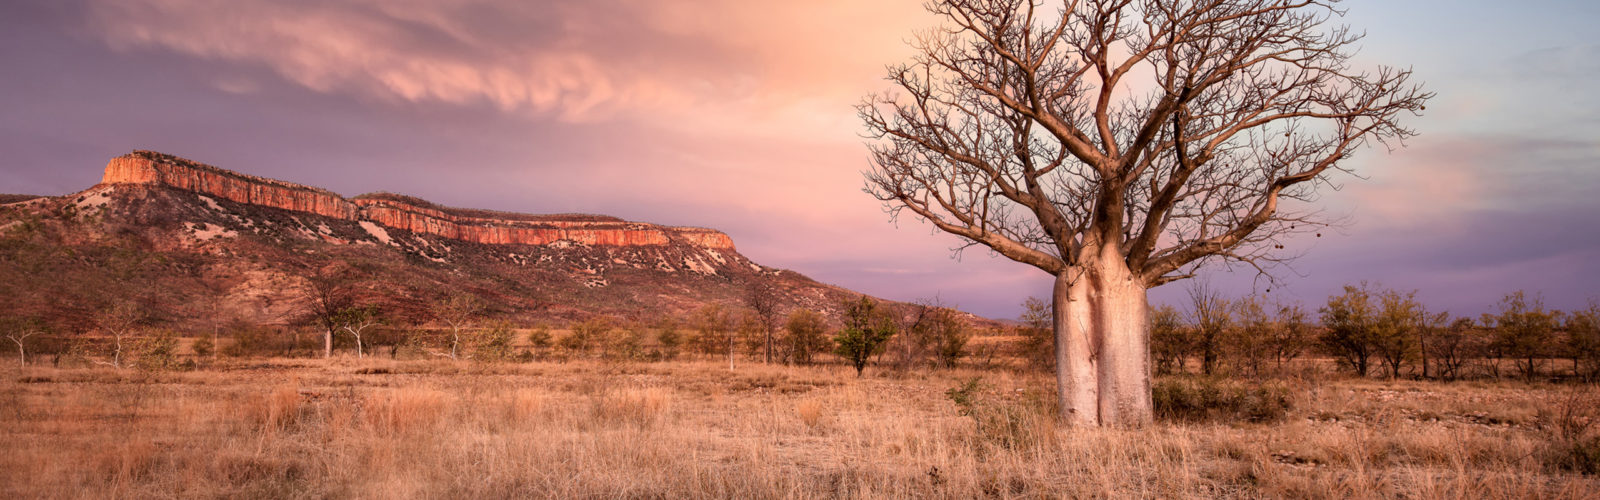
[2,0,1598,320]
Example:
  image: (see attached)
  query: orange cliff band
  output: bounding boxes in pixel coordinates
[99,151,736,250]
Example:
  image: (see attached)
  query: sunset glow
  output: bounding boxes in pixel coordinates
[3,0,1597,318]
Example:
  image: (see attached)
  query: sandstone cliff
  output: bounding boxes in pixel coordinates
[101,151,736,250]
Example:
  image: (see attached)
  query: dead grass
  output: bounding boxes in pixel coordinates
[0,358,1594,499]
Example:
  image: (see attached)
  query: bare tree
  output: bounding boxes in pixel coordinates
[1148,304,1189,374]
[860,0,1428,425]
[302,269,355,359]
[337,306,380,359]
[1187,281,1230,376]
[1268,301,1312,372]
[436,295,481,360]
[4,318,43,368]
[745,282,782,364]
[94,302,145,369]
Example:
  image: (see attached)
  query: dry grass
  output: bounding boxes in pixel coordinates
[0,358,1595,499]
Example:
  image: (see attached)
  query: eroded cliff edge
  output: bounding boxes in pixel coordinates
[101,150,736,250]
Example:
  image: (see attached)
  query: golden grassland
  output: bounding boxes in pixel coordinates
[0,358,1596,499]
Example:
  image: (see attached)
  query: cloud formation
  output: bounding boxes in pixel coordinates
[85,0,925,132]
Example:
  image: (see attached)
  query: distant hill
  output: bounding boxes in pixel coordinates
[0,151,992,333]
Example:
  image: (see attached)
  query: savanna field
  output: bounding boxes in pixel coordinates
[2,351,1596,499]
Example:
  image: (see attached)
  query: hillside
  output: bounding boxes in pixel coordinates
[0,151,931,332]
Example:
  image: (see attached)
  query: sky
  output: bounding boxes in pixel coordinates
[1,0,1597,320]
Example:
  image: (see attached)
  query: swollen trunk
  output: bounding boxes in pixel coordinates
[1053,260,1153,427]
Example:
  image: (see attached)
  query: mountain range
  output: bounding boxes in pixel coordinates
[0,150,935,332]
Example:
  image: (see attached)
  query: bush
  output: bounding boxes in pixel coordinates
[562,317,610,354]
[473,321,515,362]
[134,331,180,371]
[656,321,682,361]
[190,335,214,359]
[526,324,552,355]
[1151,377,1291,424]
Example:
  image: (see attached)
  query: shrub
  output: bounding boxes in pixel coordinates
[526,324,552,354]
[1151,377,1291,424]
[190,335,214,359]
[562,317,610,354]
[473,321,515,362]
[656,320,683,361]
[607,324,647,361]
[134,330,180,371]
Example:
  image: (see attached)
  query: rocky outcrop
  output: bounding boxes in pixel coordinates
[100,151,736,250]
[104,151,358,219]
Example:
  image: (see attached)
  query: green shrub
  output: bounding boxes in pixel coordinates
[1152,377,1291,424]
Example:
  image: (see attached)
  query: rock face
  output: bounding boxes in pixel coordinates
[101,151,736,250]
[104,151,358,220]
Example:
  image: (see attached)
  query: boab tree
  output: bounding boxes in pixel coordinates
[861,0,1429,426]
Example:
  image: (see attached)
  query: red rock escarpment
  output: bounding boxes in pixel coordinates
[100,151,736,250]
[104,151,359,219]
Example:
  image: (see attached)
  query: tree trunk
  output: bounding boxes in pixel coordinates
[1053,256,1154,427]
[323,330,332,359]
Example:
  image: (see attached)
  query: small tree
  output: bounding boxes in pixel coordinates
[928,307,971,369]
[1188,282,1230,376]
[655,317,683,361]
[1567,303,1600,382]
[474,320,515,362]
[526,324,553,360]
[335,306,380,358]
[1415,308,1450,379]
[133,330,180,371]
[3,318,43,368]
[834,297,898,376]
[1268,302,1313,373]
[190,334,214,360]
[897,301,972,370]
[1486,291,1559,381]
[95,301,146,369]
[691,305,734,368]
[1228,296,1273,377]
[735,312,766,357]
[782,309,829,365]
[1016,297,1053,369]
[1321,284,1378,377]
[563,317,610,356]
[1371,288,1421,379]
[1149,305,1190,375]
[436,295,481,360]
[302,268,355,359]
[607,322,648,361]
[1427,317,1477,381]
[745,282,783,364]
